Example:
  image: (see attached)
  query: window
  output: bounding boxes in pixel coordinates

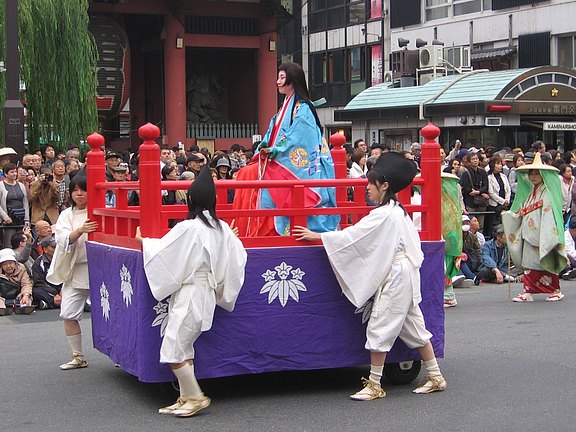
[309,0,365,32]
[454,0,481,16]
[426,0,450,20]
[347,1,365,24]
[390,0,421,29]
[558,36,575,69]
[347,47,363,81]
[425,0,488,21]
[518,32,550,68]
[309,46,366,106]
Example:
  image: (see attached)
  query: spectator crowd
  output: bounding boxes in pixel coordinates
[2,136,575,314]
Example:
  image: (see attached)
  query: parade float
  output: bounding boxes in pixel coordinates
[85,122,445,384]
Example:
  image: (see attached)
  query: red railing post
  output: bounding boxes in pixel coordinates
[329,132,347,182]
[86,132,106,241]
[330,132,348,224]
[138,122,163,238]
[420,122,442,241]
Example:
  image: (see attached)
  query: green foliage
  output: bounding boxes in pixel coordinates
[5,0,99,152]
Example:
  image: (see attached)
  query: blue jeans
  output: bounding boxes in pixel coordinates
[460,261,477,280]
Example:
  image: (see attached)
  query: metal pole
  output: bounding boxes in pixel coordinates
[3,0,25,157]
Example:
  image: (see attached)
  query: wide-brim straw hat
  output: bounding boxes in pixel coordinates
[516,152,558,172]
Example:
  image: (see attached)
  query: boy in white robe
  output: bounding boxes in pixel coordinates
[136,166,247,417]
[294,151,447,401]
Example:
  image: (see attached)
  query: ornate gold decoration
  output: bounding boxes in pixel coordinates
[551,88,559,97]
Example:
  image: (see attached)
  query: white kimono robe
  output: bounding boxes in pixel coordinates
[142,215,247,363]
[321,202,424,308]
[47,207,89,289]
[321,202,430,351]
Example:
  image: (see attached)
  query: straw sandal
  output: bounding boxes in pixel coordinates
[172,394,211,417]
[350,378,387,401]
[413,375,447,394]
[158,397,186,415]
[60,354,88,370]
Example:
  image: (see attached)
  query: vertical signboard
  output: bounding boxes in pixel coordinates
[371,44,383,86]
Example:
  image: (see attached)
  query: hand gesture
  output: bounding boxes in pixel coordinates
[229,219,240,237]
[135,226,143,244]
[80,218,98,234]
[292,225,321,241]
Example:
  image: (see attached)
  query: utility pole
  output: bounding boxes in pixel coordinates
[3,0,25,158]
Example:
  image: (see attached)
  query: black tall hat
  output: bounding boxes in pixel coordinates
[187,165,216,210]
[371,152,417,193]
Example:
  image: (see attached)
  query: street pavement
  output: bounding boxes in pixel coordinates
[2,281,576,432]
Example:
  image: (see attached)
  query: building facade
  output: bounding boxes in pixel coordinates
[301,0,576,150]
[88,0,289,152]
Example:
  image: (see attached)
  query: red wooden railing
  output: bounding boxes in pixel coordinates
[87,122,442,249]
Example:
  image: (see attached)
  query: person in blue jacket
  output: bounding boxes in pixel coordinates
[474,224,516,285]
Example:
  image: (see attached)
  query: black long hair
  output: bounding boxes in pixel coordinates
[278,62,323,134]
[68,172,87,208]
[186,166,221,229]
[366,169,407,215]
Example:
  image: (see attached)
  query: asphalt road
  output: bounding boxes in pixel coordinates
[2,281,576,432]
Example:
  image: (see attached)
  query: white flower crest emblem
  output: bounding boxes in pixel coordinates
[120,264,133,307]
[260,262,307,307]
[354,299,373,324]
[151,300,170,336]
[100,282,110,321]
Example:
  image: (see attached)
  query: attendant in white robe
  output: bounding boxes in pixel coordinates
[47,174,98,370]
[293,152,446,401]
[136,166,247,417]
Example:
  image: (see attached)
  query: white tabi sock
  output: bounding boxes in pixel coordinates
[172,362,203,398]
[423,358,441,377]
[67,333,83,357]
[369,364,384,385]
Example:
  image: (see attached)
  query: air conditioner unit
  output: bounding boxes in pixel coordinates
[443,46,471,68]
[419,46,443,68]
[485,117,502,127]
[389,49,419,78]
[383,71,394,83]
[399,77,416,87]
[418,73,435,86]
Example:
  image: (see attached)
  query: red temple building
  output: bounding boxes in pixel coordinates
[88,0,292,153]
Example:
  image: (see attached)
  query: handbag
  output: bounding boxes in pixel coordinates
[466,169,488,207]
[0,278,21,299]
[473,195,489,207]
[7,207,26,225]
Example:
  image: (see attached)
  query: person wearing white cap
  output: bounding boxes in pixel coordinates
[0,247,34,315]
[0,147,17,178]
[294,152,447,401]
[502,153,567,302]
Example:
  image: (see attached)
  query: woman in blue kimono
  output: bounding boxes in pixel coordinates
[234,63,339,236]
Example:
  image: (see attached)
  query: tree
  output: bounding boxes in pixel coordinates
[0,0,98,152]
